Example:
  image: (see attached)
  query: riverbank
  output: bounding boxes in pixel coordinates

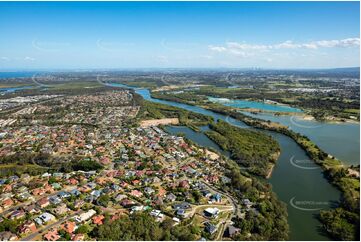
[266,164,275,179]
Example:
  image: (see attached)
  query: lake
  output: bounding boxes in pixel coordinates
[208,96,303,113]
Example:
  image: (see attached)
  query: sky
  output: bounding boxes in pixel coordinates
[0,1,360,70]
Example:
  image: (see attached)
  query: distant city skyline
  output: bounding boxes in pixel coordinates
[0,1,360,69]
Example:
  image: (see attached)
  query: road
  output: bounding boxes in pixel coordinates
[200,181,241,240]
[201,181,240,218]
[21,210,82,241]
[0,186,76,217]
[215,213,232,241]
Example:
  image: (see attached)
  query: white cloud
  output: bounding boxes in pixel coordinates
[315,38,360,48]
[227,42,269,50]
[209,37,360,56]
[0,57,10,61]
[200,55,213,59]
[208,45,227,52]
[24,56,35,61]
[157,55,168,63]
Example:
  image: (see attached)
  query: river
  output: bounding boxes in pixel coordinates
[108,82,341,240]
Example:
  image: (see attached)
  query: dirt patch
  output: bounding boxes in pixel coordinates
[140,118,179,127]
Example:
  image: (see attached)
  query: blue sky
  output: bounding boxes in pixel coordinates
[0,1,359,69]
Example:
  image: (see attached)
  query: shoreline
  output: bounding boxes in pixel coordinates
[266,164,275,179]
[240,108,360,124]
[152,91,360,125]
[266,151,281,179]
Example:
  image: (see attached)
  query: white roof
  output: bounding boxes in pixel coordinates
[204,207,219,215]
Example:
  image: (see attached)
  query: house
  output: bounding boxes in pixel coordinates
[71,234,85,241]
[24,204,41,214]
[43,228,60,241]
[86,182,97,189]
[166,193,176,202]
[74,209,96,223]
[201,190,212,198]
[130,190,143,198]
[17,186,28,193]
[35,213,56,225]
[204,222,217,234]
[19,221,37,234]
[32,188,45,196]
[74,200,85,209]
[172,202,190,210]
[18,192,34,202]
[102,187,112,195]
[150,210,164,221]
[132,180,141,186]
[224,225,240,238]
[92,215,105,225]
[95,177,108,185]
[49,196,62,205]
[110,184,120,191]
[8,176,20,182]
[131,205,144,213]
[43,184,54,193]
[144,187,155,195]
[2,198,14,209]
[51,183,62,190]
[58,191,71,199]
[53,173,64,179]
[85,195,95,203]
[61,221,77,234]
[54,204,68,216]
[68,178,79,185]
[120,181,129,188]
[0,231,18,241]
[153,197,163,206]
[2,184,13,192]
[142,177,152,185]
[90,190,101,198]
[178,180,190,189]
[20,174,31,183]
[37,197,50,208]
[243,199,253,208]
[10,209,25,220]
[115,194,128,201]
[157,187,166,197]
[203,207,219,219]
[70,189,81,197]
[120,199,135,208]
[210,194,222,203]
[42,173,51,178]
[221,176,232,184]
[206,175,219,183]
[176,209,187,218]
[172,217,180,224]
